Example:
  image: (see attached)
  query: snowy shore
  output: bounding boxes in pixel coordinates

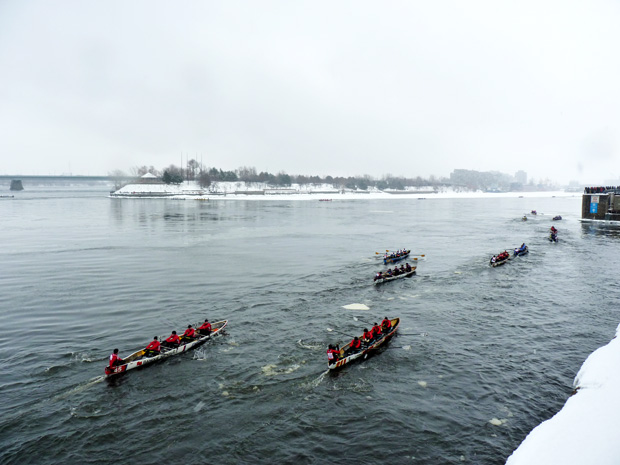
[110,180,577,201]
[506,325,620,465]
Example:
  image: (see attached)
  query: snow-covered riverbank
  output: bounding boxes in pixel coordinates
[506,325,620,465]
[110,180,575,201]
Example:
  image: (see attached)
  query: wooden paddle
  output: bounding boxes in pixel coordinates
[326,327,356,338]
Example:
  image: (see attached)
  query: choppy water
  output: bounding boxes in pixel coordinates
[1,186,618,464]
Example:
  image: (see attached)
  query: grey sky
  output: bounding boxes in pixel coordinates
[1,1,619,184]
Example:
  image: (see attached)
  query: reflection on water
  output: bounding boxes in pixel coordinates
[581,220,620,237]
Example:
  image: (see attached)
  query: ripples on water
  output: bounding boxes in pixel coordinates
[1,188,618,464]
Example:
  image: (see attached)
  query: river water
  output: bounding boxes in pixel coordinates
[1,185,618,464]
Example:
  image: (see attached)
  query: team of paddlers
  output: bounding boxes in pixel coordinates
[383,249,408,260]
[374,262,414,281]
[327,317,394,364]
[108,319,213,368]
[550,226,558,242]
[514,243,528,256]
[490,251,510,263]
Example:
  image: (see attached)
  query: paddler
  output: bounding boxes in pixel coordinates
[109,348,124,367]
[381,317,392,332]
[326,344,339,364]
[144,336,161,357]
[371,322,382,339]
[198,319,212,336]
[362,328,374,344]
[180,325,197,342]
[347,336,362,355]
[164,330,180,348]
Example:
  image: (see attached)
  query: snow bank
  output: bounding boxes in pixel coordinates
[506,324,620,465]
[112,180,575,201]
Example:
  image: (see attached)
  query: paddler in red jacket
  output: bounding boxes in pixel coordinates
[180,325,196,342]
[348,336,362,354]
[362,328,374,343]
[144,336,161,357]
[164,331,180,347]
[109,348,124,367]
[327,344,340,364]
[198,319,212,336]
[372,322,382,339]
[382,317,392,332]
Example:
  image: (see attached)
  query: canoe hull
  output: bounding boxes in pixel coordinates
[513,246,529,257]
[374,269,416,284]
[383,250,411,265]
[104,320,227,377]
[328,318,400,370]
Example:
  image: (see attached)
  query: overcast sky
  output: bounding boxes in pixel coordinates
[1,1,619,184]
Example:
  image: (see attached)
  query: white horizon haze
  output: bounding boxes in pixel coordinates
[1,1,619,185]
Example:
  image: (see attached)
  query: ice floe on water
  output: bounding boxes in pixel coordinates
[417,381,428,388]
[342,303,370,311]
[489,418,507,426]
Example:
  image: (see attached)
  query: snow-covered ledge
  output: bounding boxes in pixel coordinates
[506,324,620,464]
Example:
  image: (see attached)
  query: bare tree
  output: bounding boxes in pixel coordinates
[108,169,127,190]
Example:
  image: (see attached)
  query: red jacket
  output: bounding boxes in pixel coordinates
[382,318,392,330]
[372,325,382,337]
[146,340,161,351]
[363,330,373,341]
[166,334,180,344]
[183,327,195,338]
[199,322,212,331]
[350,338,361,350]
[109,353,123,367]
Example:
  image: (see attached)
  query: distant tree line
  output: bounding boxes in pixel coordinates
[118,161,446,190]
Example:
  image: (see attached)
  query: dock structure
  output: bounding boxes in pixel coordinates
[582,186,620,220]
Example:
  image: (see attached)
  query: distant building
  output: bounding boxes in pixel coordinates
[136,173,163,184]
[514,170,527,185]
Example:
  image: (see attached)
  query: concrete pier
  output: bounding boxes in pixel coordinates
[582,187,620,221]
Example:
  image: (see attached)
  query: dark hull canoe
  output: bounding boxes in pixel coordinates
[374,269,416,284]
[328,318,400,370]
[383,250,411,265]
[513,246,529,257]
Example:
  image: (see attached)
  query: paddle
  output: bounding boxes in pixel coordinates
[326,327,356,339]
[352,316,376,327]
[375,249,390,255]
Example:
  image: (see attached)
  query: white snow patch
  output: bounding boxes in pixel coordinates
[418,381,428,388]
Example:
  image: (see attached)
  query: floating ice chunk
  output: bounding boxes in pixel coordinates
[342,303,370,311]
[418,381,428,388]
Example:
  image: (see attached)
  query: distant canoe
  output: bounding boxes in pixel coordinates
[374,268,416,284]
[383,250,411,265]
